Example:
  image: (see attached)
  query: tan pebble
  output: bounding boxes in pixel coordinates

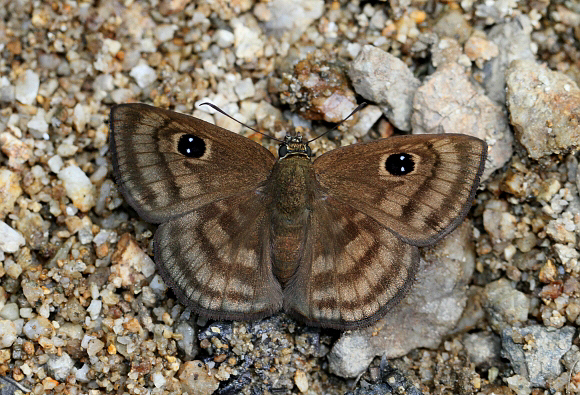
[410,10,427,24]
[95,242,109,258]
[64,216,83,234]
[0,169,22,220]
[123,317,142,333]
[0,349,11,364]
[539,260,558,283]
[42,377,59,390]
[13,367,24,381]
[294,369,309,392]
[179,361,219,395]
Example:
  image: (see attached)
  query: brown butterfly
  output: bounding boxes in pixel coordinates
[109,103,487,330]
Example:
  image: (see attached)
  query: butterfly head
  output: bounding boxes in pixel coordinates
[278,134,312,159]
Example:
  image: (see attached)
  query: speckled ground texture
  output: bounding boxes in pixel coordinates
[0,0,579,394]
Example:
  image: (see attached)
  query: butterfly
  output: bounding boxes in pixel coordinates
[109,103,487,330]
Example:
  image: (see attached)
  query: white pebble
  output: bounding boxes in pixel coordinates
[0,320,17,348]
[111,88,134,104]
[233,23,264,60]
[47,353,74,380]
[86,300,102,320]
[234,78,255,100]
[215,29,235,48]
[103,38,122,55]
[93,230,110,246]
[23,316,53,339]
[130,63,157,88]
[152,371,166,388]
[154,24,177,42]
[56,142,79,157]
[0,303,20,321]
[27,112,49,134]
[20,363,32,376]
[73,103,89,132]
[75,364,90,382]
[19,307,33,319]
[140,38,156,53]
[15,70,39,105]
[58,165,96,212]
[86,337,105,356]
[0,221,25,253]
[4,259,22,279]
[149,274,168,294]
[47,155,64,174]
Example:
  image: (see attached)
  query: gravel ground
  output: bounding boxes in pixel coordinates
[0,0,579,394]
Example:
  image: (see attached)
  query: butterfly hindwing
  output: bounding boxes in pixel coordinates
[154,188,283,321]
[313,134,487,246]
[283,195,419,330]
[109,104,276,223]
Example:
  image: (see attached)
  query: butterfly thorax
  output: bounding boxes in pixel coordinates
[268,153,316,286]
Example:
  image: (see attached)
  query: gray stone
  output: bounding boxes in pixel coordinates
[411,62,513,181]
[475,0,521,24]
[506,59,580,159]
[349,45,420,131]
[483,278,530,332]
[175,321,198,360]
[431,37,463,68]
[350,105,383,138]
[505,375,532,395]
[462,332,501,366]
[0,375,30,395]
[345,358,424,395]
[501,325,575,387]
[328,222,475,378]
[483,15,535,103]
[432,10,472,44]
[328,332,375,378]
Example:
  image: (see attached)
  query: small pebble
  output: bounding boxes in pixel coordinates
[23,317,54,340]
[0,320,17,348]
[58,165,97,212]
[15,70,39,105]
[130,63,158,88]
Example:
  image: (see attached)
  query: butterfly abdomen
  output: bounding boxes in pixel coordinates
[268,156,316,286]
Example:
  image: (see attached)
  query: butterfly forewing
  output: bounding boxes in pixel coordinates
[109,104,276,223]
[313,134,487,246]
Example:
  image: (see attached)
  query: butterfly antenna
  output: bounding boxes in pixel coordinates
[307,102,367,143]
[199,103,283,142]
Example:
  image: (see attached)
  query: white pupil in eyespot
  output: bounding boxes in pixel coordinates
[186,138,194,154]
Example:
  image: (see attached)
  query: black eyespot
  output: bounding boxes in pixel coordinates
[385,153,415,176]
[177,134,205,158]
[278,144,288,158]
